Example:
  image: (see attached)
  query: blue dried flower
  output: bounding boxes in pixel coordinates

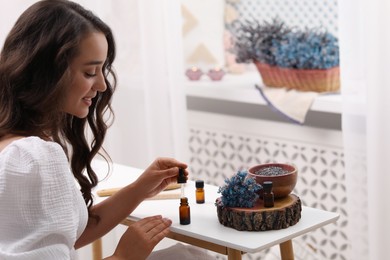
[234,18,339,69]
[217,170,262,208]
[273,30,339,69]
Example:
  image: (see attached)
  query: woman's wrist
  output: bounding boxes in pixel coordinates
[121,181,146,205]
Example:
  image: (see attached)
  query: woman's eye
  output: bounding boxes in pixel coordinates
[85,72,97,78]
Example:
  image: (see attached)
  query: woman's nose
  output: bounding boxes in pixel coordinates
[93,72,107,92]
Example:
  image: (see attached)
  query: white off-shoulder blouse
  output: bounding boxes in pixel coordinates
[0,137,88,259]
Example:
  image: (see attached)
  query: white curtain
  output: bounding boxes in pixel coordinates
[90,0,188,169]
[137,0,188,164]
[339,1,390,259]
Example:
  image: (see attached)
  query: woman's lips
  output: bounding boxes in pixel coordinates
[83,97,92,106]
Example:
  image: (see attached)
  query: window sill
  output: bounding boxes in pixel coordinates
[185,71,342,115]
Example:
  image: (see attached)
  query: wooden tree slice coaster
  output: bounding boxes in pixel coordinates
[216,194,302,231]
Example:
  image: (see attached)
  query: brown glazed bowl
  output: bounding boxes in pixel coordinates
[248,163,297,199]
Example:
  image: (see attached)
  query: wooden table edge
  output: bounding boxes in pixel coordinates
[121,218,295,260]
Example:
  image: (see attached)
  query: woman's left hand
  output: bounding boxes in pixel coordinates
[133,157,188,199]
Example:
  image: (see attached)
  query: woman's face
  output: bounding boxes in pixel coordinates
[63,32,108,118]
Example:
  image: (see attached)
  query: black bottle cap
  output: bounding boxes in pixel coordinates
[263,181,273,191]
[177,168,186,183]
[195,180,204,188]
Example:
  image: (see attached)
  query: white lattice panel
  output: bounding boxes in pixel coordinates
[226,0,338,36]
[187,111,349,260]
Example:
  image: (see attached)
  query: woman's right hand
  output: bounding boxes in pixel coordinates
[133,157,188,200]
[109,215,172,260]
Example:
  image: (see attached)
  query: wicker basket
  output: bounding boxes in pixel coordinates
[254,61,340,93]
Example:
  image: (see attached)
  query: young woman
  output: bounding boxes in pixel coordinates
[0,1,188,259]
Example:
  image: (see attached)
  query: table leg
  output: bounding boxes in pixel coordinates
[227,248,242,260]
[92,238,103,260]
[279,240,294,260]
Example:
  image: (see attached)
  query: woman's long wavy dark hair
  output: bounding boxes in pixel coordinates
[0,0,116,216]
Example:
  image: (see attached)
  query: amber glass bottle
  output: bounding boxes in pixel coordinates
[179,197,191,225]
[263,181,274,208]
[195,180,205,204]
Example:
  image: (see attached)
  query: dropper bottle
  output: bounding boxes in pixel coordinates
[195,180,205,204]
[177,168,187,198]
[179,197,191,225]
[177,168,190,225]
[262,181,274,208]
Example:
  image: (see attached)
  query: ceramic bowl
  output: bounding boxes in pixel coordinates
[248,163,297,199]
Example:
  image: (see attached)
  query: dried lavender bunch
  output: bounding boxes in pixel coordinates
[234,18,291,65]
[234,18,339,69]
[218,170,262,208]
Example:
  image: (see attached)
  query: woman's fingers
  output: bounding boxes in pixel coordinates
[153,157,188,170]
[135,215,171,230]
[137,216,172,241]
[134,158,190,199]
[156,167,188,181]
[136,167,189,195]
[131,216,172,248]
[136,215,172,232]
[113,216,172,259]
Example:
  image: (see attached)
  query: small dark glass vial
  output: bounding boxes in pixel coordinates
[195,180,205,204]
[262,181,274,208]
[179,197,191,225]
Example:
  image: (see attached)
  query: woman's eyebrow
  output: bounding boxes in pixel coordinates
[83,60,104,66]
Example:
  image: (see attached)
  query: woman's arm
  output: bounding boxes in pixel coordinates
[75,157,188,249]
